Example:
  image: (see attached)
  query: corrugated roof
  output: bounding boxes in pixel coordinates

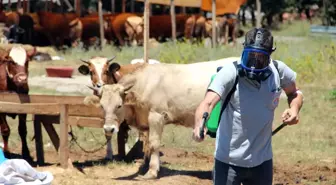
[1,0,60,4]
[135,0,202,8]
[135,0,247,15]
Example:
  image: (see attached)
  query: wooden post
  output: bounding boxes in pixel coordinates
[143,0,149,63]
[130,0,134,12]
[7,0,11,11]
[98,0,105,49]
[59,105,69,168]
[182,7,186,14]
[170,0,176,42]
[122,0,126,12]
[212,0,217,48]
[23,0,27,13]
[34,116,44,166]
[256,0,261,28]
[75,0,81,16]
[111,0,115,13]
[149,3,152,16]
[27,0,30,13]
[17,0,21,10]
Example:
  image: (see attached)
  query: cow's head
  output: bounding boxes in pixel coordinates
[84,84,131,136]
[78,56,120,95]
[3,46,36,88]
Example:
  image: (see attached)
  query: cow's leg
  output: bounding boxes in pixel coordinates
[115,32,125,46]
[0,114,10,158]
[138,129,150,175]
[18,114,33,162]
[141,111,164,179]
[116,121,129,160]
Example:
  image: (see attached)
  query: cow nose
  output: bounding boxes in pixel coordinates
[17,75,27,82]
[104,125,116,134]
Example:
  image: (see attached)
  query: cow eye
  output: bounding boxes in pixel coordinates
[117,105,122,109]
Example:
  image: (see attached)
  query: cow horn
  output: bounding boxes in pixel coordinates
[107,56,116,63]
[81,59,89,64]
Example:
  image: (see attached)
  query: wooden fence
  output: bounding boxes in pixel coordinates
[0,92,104,168]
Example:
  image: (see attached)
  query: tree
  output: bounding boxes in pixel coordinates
[323,0,336,25]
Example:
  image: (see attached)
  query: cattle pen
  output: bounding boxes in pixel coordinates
[0,92,106,168]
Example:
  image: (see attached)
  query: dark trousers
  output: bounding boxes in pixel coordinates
[213,159,273,185]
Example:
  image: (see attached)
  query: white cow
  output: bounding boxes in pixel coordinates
[130,58,161,65]
[84,57,240,179]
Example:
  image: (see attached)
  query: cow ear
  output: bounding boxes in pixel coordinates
[83,95,101,108]
[26,47,36,59]
[78,65,90,75]
[108,62,120,73]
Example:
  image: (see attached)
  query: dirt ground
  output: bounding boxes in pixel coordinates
[6,146,336,185]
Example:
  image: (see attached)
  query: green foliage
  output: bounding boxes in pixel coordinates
[329,89,336,100]
[323,0,336,25]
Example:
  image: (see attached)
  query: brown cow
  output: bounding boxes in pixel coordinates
[36,11,78,49]
[184,15,206,43]
[0,46,36,161]
[147,14,190,42]
[109,13,143,46]
[69,16,112,49]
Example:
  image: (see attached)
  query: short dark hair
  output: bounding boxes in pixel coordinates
[243,28,274,52]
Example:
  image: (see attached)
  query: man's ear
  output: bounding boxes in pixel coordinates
[78,65,90,75]
[83,95,101,108]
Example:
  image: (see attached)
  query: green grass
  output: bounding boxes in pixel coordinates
[5,21,336,169]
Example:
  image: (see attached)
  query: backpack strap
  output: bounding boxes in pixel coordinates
[217,61,239,127]
[273,60,280,76]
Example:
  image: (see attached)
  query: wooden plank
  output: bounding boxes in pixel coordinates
[170,0,176,42]
[0,102,60,115]
[143,0,149,63]
[37,115,103,128]
[0,99,104,118]
[122,0,126,12]
[68,116,104,128]
[40,117,60,151]
[27,0,30,13]
[130,0,135,12]
[68,105,104,118]
[75,0,81,16]
[212,0,216,47]
[34,116,44,166]
[256,0,261,28]
[111,0,115,13]
[0,93,85,104]
[98,0,105,48]
[59,104,70,168]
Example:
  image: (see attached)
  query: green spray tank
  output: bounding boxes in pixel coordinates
[205,67,223,137]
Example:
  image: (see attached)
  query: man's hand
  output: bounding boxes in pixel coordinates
[192,122,207,142]
[193,91,220,142]
[282,108,299,125]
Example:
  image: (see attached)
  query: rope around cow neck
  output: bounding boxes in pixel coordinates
[68,126,109,154]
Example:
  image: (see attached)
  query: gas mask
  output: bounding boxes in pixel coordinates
[238,48,273,81]
[238,28,276,81]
